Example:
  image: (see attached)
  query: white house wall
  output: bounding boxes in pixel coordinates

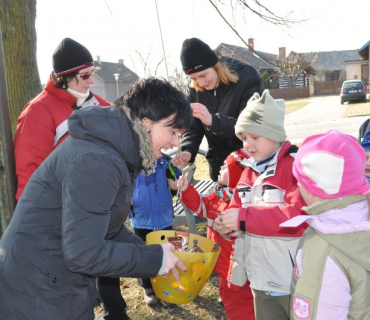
[345,62,366,80]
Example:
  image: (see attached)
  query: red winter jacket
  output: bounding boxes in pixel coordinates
[14,75,109,200]
[180,182,236,279]
[228,141,307,293]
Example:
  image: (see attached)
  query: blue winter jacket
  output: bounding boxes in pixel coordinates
[130,155,181,230]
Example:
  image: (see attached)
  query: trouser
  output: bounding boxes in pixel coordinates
[208,161,222,182]
[97,277,129,320]
[252,289,291,320]
[219,276,255,320]
[134,226,172,290]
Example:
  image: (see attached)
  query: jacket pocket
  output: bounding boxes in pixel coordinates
[237,186,251,208]
[49,252,88,286]
[262,185,285,206]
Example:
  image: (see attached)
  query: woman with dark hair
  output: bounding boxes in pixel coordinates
[0,77,192,320]
[172,37,263,181]
[13,38,110,200]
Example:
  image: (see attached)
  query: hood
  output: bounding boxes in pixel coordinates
[68,105,155,174]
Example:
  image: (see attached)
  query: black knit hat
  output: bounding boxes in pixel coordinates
[180,38,218,75]
[52,38,94,76]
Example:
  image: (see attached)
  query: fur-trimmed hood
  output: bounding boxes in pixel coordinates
[68,105,156,175]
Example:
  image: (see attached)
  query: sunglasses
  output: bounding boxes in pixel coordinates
[77,69,96,80]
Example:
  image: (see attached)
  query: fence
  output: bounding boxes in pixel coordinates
[314,80,343,95]
[270,87,310,100]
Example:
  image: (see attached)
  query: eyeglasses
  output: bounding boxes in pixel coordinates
[77,69,96,80]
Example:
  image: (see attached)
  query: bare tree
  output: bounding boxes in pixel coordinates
[208,0,309,60]
[268,51,317,88]
[210,0,306,27]
[129,47,165,78]
[168,67,189,95]
[0,0,42,130]
[0,0,41,235]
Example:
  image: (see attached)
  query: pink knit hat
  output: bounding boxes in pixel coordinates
[293,130,369,199]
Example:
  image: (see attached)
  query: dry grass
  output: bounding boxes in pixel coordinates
[342,100,370,118]
[94,155,227,320]
[285,99,310,114]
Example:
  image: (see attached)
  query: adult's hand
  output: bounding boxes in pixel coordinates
[171,150,191,167]
[190,102,212,126]
[214,208,240,234]
[160,243,187,282]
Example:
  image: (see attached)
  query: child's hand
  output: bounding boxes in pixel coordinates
[167,178,178,191]
[214,208,240,234]
[177,175,189,192]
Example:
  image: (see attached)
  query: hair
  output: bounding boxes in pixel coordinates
[116,77,193,130]
[52,71,79,89]
[192,56,239,92]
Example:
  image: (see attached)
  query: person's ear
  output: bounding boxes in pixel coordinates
[142,117,152,133]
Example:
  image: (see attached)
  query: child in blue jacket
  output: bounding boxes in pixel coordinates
[130,153,181,306]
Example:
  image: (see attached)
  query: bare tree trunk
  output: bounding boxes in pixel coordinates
[0,0,41,131]
[0,0,41,235]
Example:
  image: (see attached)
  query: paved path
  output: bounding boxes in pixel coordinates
[285,95,369,144]
[285,95,346,125]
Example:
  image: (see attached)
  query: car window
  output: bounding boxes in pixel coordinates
[343,82,362,89]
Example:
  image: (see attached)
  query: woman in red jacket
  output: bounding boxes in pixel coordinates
[14,37,109,200]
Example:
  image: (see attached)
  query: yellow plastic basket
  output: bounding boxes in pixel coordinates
[146,230,221,305]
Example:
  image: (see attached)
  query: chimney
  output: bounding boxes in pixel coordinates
[118,59,124,65]
[248,38,254,53]
[279,47,286,62]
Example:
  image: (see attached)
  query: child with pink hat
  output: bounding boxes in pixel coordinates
[281,130,370,320]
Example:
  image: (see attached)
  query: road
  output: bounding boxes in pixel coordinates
[285,95,369,144]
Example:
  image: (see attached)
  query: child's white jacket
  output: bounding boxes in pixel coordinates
[228,141,307,293]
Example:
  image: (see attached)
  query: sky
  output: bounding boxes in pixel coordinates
[35,0,370,82]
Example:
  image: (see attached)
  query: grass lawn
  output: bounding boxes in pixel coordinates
[342,100,370,118]
[285,98,310,114]
[94,155,228,320]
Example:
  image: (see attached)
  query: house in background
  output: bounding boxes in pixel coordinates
[216,39,314,99]
[300,50,360,95]
[215,40,277,89]
[91,56,139,102]
[216,39,361,98]
[345,40,369,88]
[302,50,359,82]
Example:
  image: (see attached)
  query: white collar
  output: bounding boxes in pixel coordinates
[67,88,90,106]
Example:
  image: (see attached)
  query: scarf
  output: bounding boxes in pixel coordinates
[67,88,90,107]
[215,184,234,201]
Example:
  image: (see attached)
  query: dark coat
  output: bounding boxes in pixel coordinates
[180,58,263,180]
[0,106,163,320]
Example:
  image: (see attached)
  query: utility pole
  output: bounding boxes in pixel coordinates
[113,73,120,99]
[0,22,17,236]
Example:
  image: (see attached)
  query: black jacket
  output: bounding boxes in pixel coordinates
[180,58,263,180]
[0,106,163,320]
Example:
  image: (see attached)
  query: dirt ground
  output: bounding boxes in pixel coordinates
[94,155,228,320]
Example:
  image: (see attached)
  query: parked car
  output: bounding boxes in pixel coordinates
[340,80,367,104]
